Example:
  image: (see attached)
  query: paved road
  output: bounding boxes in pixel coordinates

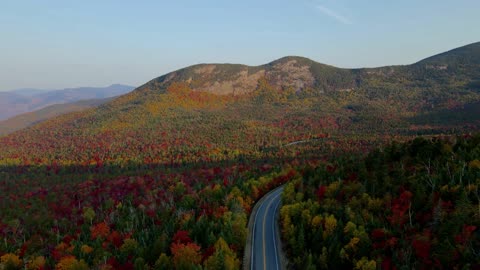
[283,137,327,147]
[250,186,284,270]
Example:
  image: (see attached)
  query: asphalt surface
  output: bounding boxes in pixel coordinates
[250,186,284,270]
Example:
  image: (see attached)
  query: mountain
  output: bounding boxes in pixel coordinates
[0,97,113,135]
[129,42,479,103]
[145,42,478,91]
[102,42,479,133]
[2,42,478,138]
[2,42,478,154]
[0,84,135,120]
[0,42,478,158]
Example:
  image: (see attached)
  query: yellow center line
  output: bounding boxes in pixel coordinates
[263,191,281,270]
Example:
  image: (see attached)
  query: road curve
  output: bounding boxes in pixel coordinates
[250,186,284,270]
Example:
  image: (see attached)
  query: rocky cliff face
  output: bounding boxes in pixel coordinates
[136,56,339,96]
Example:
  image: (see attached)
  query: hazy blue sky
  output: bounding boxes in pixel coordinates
[1,0,479,91]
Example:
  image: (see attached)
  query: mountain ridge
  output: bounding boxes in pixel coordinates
[129,42,479,98]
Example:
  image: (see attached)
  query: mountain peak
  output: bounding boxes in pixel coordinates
[136,55,351,96]
[269,56,314,64]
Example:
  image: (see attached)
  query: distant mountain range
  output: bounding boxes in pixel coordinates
[0,84,134,120]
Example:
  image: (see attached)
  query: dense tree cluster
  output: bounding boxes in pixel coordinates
[280,135,480,269]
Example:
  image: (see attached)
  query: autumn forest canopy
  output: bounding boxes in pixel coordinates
[0,42,480,269]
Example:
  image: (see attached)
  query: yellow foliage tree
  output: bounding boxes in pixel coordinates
[204,237,240,270]
[0,253,22,270]
[354,257,376,270]
[55,256,89,270]
[323,214,337,239]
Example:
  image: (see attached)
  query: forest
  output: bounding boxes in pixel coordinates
[280,135,480,269]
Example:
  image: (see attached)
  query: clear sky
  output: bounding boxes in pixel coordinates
[0,0,479,91]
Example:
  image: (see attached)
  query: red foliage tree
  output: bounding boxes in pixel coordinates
[172,230,192,244]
